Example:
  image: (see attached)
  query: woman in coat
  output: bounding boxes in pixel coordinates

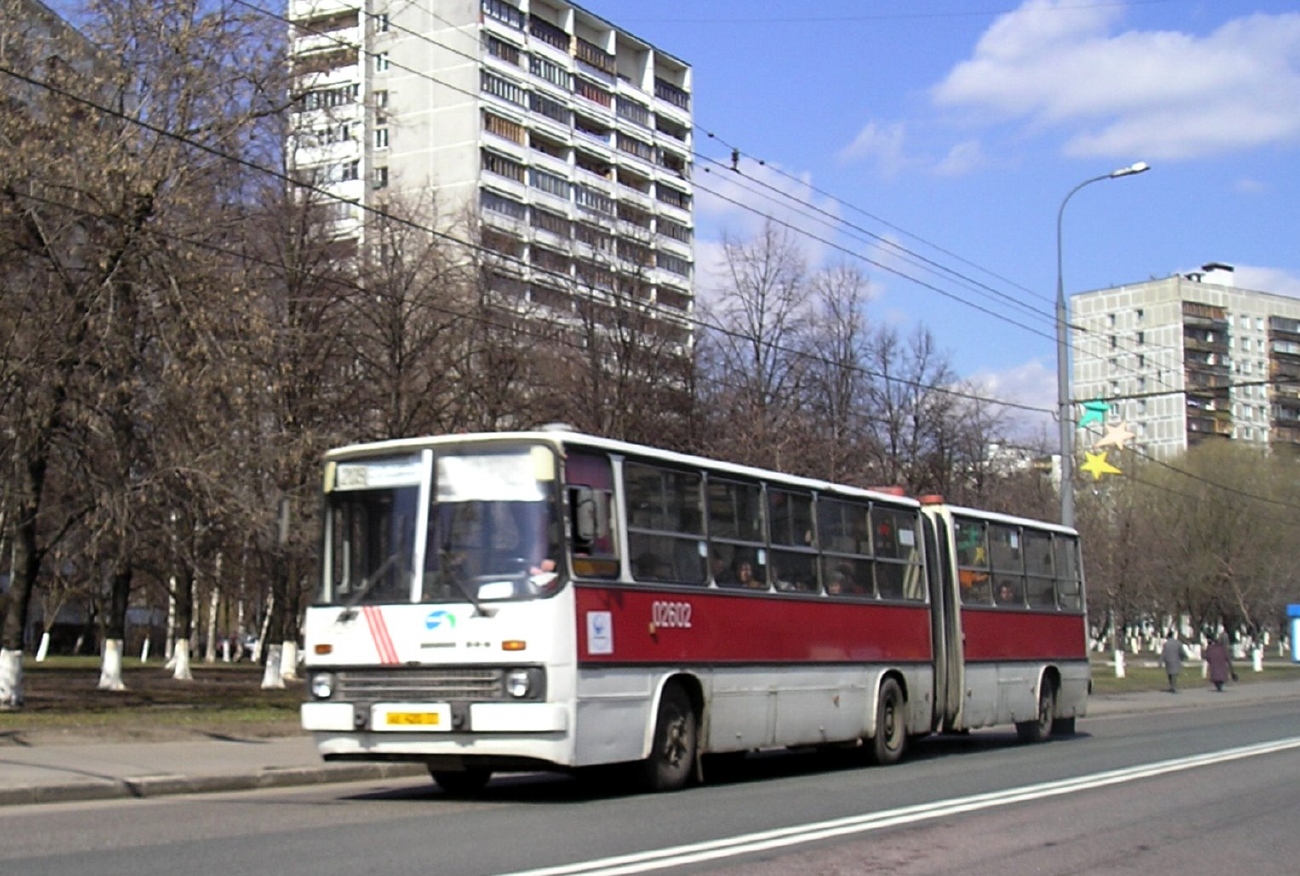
[1204,636,1235,692]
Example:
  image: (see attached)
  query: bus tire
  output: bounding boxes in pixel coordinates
[1016,681,1056,743]
[429,767,492,796]
[640,683,697,792]
[1050,716,1076,737]
[869,678,907,766]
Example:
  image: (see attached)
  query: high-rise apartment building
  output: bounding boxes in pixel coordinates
[1071,263,1300,458]
[286,0,695,327]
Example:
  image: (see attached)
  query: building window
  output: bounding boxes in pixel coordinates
[482,149,525,182]
[481,0,524,29]
[481,188,527,220]
[529,167,571,199]
[1135,308,1144,323]
[658,252,691,277]
[372,166,388,189]
[1136,330,1145,345]
[529,54,569,89]
[375,128,388,148]
[375,13,390,33]
[482,70,527,106]
[375,52,389,72]
[341,160,359,181]
[485,33,521,66]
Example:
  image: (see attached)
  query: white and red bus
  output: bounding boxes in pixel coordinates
[301,428,1089,793]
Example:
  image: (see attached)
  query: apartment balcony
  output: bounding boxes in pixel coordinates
[1183,333,1229,355]
[289,0,360,24]
[1186,414,1233,438]
[1270,423,1300,445]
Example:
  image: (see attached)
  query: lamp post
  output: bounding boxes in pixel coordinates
[1056,161,1149,529]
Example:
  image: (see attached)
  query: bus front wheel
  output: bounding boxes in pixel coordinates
[641,684,697,792]
[869,678,907,766]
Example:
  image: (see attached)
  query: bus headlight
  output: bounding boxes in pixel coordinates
[310,672,335,700]
[506,668,532,698]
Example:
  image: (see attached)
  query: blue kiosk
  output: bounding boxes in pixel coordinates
[1291,604,1300,663]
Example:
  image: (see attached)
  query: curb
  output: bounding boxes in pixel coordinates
[0,761,427,808]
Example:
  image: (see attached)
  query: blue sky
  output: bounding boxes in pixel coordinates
[582,0,1300,430]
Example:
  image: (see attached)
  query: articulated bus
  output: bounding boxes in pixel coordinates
[301,428,1089,793]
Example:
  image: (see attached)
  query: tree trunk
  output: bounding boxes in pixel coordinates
[0,649,23,709]
[35,631,51,663]
[204,582,219,664]
[260,642,285,689]
[98,639,127,691]
[281,640,299,681]
[99,563,132,689]
[171,637,193,681]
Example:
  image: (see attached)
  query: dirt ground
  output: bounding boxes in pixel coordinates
[0,660,305,745]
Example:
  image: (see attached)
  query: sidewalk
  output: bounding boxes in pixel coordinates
[1,678,1296,808]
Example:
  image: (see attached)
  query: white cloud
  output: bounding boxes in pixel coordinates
[837,120,910,177]
[932,1,1300,160]
[1233,265,1300,299]
[934,139,987,177]
[968,358,1057,438]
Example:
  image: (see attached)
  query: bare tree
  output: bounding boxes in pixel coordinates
[699,219,811,470]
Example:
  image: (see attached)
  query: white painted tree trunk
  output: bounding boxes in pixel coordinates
[35,631,51,662]
[140,637,151,662]
[97,638,127,691]
[0,649,24,709]
[280,640,299,681]
[171,637,193,680]
[260,642,285,689]
[164,582,177,663]
[252,592,273,665]
[204,584,219,664]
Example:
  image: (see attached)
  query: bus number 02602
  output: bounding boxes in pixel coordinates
[651,601,692,629]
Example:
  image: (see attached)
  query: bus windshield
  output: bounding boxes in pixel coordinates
[320,446,561,606]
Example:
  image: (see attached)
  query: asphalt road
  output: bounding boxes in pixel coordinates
[2,694,1298,875]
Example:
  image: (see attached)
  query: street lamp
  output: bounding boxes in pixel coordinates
[1056,161,1149,529]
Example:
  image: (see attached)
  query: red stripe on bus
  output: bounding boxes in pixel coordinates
[362,605,399,665]
[574,586,934,664]
[960,607,1088,661]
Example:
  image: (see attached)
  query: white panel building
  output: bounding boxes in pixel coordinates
[1072,263,1300,458]
[286,0,695,325]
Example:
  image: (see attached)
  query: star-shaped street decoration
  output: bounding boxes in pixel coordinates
[1094,421,1136,450]
[1080,450,1122,480]
[1077,399,1110,429]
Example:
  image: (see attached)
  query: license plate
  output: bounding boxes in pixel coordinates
[386,712,440,726]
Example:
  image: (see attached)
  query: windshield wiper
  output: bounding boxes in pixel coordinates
[436,549,494,617]
[336,550,403,621]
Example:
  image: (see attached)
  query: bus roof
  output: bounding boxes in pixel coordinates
[925,502,1078,537]
[323,429,923,509]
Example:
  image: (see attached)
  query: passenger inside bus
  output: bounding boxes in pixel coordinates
[736,561,764,589]
[710,549,735,585]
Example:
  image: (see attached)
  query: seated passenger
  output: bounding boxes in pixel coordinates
[736,561,764,590]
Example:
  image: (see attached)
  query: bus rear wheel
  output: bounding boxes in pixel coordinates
[1016,682,1056,743]
[429,766,492,796]
[640,683,697,792]
[869,678,907,766]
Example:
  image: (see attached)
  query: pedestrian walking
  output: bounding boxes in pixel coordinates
[1160,630,1185,693]
[1204,635,1237,692]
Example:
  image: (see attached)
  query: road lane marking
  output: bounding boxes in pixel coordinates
[494,736,1300,876]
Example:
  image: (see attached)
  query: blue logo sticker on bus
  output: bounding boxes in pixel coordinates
[425,610,457,631]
